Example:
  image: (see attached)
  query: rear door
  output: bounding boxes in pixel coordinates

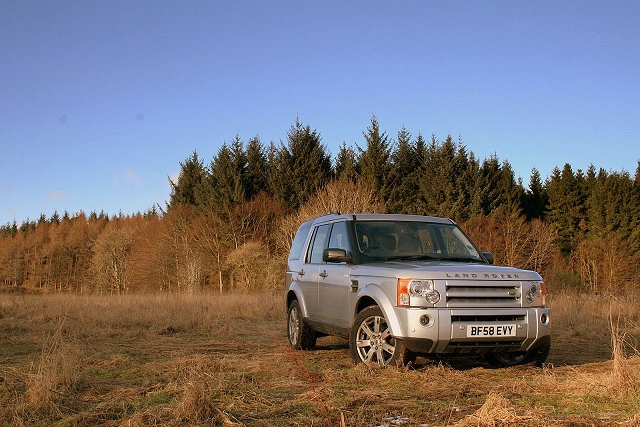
[298,223,332,321]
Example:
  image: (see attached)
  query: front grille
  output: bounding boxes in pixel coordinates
[451,314,526,322]
[446,282,522,308]
[443,341,523,355]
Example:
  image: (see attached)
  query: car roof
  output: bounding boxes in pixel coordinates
[311,213,455,225]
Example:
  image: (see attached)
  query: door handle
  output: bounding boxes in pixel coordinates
[319,270,328,278]
[297,269,305,276]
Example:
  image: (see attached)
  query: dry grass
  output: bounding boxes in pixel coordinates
[25,315,84,416]
[452,392,529,426]
[1,290,640,426]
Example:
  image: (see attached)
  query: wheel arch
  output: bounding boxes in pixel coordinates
[286,284,309,318]
[354,285,403,337]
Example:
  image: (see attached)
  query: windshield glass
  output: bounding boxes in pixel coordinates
[353,220,484,263]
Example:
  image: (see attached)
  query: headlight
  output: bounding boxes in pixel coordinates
[410,280,428,295]
[526,281,546,306]
[397,279,440,307]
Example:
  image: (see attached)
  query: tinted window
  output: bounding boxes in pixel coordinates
[289,220,313,261]
[354,220,482,263]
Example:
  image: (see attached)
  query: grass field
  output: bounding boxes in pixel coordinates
[1,291,640,426]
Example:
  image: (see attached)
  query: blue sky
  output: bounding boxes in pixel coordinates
[1,1,639,226]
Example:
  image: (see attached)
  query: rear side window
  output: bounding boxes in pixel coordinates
[289,221,313,261]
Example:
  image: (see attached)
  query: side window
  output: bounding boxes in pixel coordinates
[307,224,331,264]
[289,220,313,261]
[328,221,351,252]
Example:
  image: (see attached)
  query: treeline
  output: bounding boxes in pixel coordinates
[1,117,639,294]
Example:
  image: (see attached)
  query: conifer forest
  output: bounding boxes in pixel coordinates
[2,117,639,295]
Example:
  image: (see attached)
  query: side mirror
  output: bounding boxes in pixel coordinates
[323,248,352,263]
[482,252,494,264]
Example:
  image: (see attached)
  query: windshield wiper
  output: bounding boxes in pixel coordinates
[384,254,484,263]
[440,256,483,263]
[384,254,440,262]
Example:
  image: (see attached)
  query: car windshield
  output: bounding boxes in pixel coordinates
[354,220,484,263]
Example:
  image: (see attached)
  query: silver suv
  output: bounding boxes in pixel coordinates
[285,213,550,367]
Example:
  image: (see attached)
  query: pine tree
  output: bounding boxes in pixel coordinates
[335,142,358,182]
[357,116,391,195]
[208,138,246,216]
[585,166,607,237]
[522,168,547,220]
[245,136,268,199]
[464,150,484,218]
[450,140,481,220]
[230,135,248,202]
[266,141,287,207]
[384,127,419,213]
[416,135,472,218]
[168,151,207,208]
[268,119,333,210]
[545,164,587,254]
[495,160,524,215]
[479,155,502,215]
[630,161,640,251]
[586,167,640,251]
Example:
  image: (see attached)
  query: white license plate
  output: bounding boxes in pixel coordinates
[467,324,516,337]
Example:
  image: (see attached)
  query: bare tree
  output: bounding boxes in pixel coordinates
[463,213,556,273]
[161,206,205,293]
[91,225,134,294]
[196,213,228,293]
[225,241,283,291]
[573,236,638,294]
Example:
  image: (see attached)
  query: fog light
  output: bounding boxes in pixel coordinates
[419,314,433,327]
[540,312,549,325]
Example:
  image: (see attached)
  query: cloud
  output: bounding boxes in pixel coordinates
[124,168,142,183]
[46,191,69,201]
[1,185,21,195]
[112,169,142,188]
[2,208,16,219]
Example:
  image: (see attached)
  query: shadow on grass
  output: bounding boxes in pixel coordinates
[310,333,615,370]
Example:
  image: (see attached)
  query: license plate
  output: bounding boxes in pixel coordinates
[467,324,516,337]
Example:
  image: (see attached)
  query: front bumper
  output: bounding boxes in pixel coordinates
[395,307,551,355]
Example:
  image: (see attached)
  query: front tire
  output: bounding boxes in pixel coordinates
[349,306,415,367]
[287,300,317,350]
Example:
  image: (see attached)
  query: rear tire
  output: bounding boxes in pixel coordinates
[349,306,416,367]
[287,300,317,350]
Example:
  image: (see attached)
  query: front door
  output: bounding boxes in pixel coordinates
[317,221,352,328]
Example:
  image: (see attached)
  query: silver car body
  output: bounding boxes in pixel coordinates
[286,213,550,359]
